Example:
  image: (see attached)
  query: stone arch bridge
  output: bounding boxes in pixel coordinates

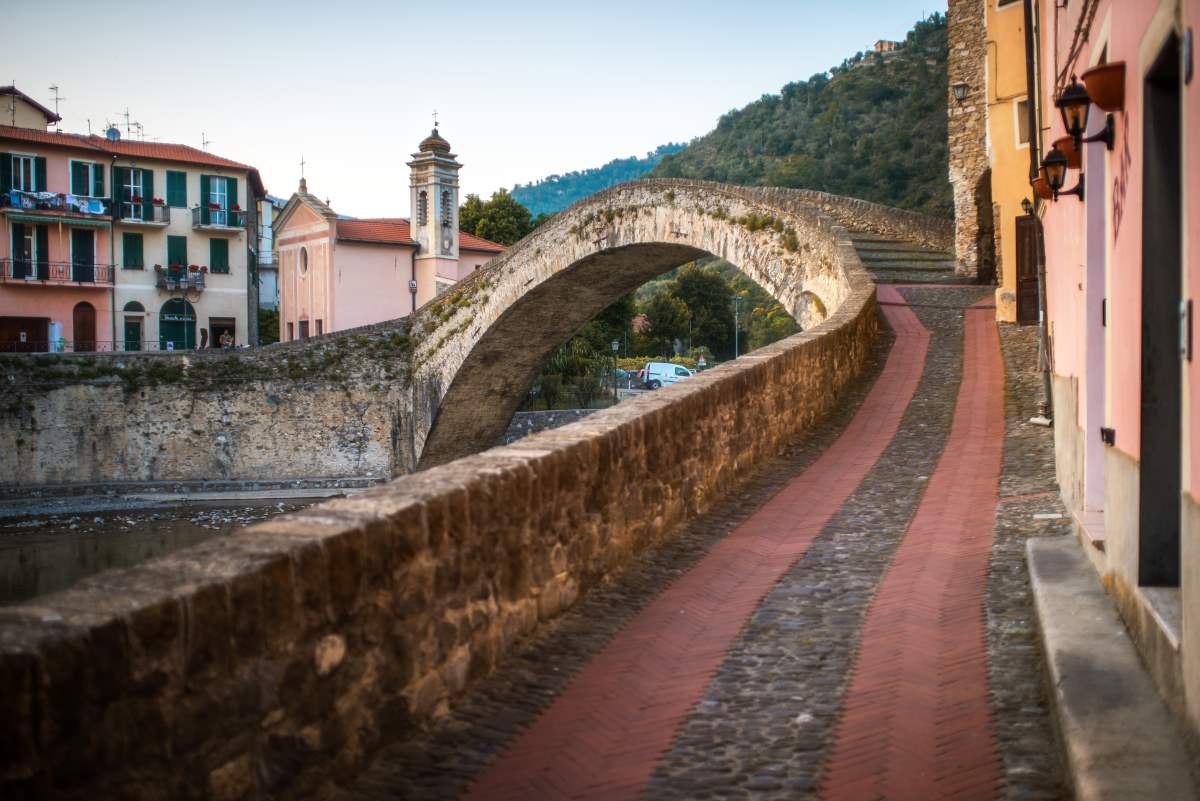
[409,179,950,468]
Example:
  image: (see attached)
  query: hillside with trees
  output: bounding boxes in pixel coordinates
[653,14,951,217]
[511,144,686,217]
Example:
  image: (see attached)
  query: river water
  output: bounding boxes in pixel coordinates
[0,498,319,605]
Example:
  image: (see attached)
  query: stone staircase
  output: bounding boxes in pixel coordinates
[848,231,971,285]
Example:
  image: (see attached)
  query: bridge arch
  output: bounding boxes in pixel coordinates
[410,180,861,468]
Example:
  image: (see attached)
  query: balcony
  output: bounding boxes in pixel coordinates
[154,266,206,292]
[0,258,113,285]
[192,206,246,232]
[1,189,111,220]
[116,202,171,227]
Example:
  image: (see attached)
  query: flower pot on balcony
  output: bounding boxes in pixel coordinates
[1081,62,1125,112]
[1053,135,1081,169]
[1032,169,1053,201]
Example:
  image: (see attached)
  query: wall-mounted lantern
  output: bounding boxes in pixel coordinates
[952,82,968,103]
[1042,146,1084,201]
[1021,198,1033,215]
[1056,75,1115,150]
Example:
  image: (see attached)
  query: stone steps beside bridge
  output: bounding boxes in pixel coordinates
[848,231,969,286]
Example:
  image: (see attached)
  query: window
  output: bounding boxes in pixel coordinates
[122,232,144,269]
[298,320,309,340]
[122,168,145,219]
[1014,98,1030,148]
[209,176,228,226]
[10,223,47,279]
[11,155,34,191]
[441,190,453,225]
[70,161,104,197]
[299,246,308,275]
[998,0,1020,6]
[123,301,145,313]
[167,235,187,268]
[316,319,323,336]
[210,238,229,274]
[417,190,428,225]
[675,366,690,377]
[166,171,187,207]
[287,322,294,341]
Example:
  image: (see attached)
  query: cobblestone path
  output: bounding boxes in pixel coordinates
[334,253,1070,800]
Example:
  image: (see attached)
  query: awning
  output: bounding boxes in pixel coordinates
[5,213,111,228]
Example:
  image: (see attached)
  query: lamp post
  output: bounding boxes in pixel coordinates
[611,339,619,403]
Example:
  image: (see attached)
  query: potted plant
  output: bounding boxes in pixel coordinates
[131,195,143,204]
[199,265,208,274]
[152,197,165,206]
[232,203,241,211]
[1053,135,1081,169]
[188,264,200,273]
[153,264,163,273]
[208,202,221,210]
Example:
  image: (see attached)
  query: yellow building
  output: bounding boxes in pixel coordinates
[985,0,1035,322]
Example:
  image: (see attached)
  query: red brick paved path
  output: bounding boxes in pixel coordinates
[461,286,929,801]
[818,299,1005,801]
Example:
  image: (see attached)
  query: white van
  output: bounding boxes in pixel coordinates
[639,361,695,389]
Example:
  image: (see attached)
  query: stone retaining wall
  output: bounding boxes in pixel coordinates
[0,224,879,799]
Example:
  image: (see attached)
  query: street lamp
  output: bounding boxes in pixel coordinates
[1041,145,1084,202]
[611,339,620,403]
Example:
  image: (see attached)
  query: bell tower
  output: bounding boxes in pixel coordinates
[408,124,461,308]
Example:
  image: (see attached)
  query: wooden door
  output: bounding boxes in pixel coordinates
[72,302,96,352]
[1015,215,1042,325]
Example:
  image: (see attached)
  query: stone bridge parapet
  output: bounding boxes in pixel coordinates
[0,191,888,798]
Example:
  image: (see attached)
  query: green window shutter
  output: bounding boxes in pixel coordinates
[166,171,186,207]
[71,162,88,195]
[112,167,127,218]
[93,164,104,198]
[200,174,211,224]
[33,157,47,192]
[0,153,11,194]
[141,170,154,221]
[227,176,238,220]
[35,226,49,277]
[123,233,143,268]
[210,238,229,273]
[167,235,187,267]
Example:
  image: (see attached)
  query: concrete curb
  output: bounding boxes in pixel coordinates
[1027,537,1198,801]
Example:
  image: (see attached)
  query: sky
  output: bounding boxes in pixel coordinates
[8,0,945,218]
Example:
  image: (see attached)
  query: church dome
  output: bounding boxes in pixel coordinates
[418,127,452,154]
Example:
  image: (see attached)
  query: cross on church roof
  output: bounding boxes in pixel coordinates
[432,109,438,128]
[299,156,306,178]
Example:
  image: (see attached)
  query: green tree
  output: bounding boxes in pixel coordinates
[747,302,799,350]
[643,292,691,356]
[458,193,486,236]
[257,307,280,345]
[474,189,534,246]
[670,262,735,358]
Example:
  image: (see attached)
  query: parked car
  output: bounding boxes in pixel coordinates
[639,361,695,390]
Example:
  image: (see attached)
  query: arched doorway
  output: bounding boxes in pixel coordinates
[72,302,96,352]
[159,298,196,351]
[123,301,145,352]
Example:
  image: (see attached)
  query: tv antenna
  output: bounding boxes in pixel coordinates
[202,132,212,150]
[48,85,65,126]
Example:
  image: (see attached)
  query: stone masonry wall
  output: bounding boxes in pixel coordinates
[947,0,995,280]
[0,323,415,489]
[0,223,878,800]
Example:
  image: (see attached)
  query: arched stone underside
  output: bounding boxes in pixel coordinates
[412,180,873,469]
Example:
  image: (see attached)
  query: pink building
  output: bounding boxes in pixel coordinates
[1028,0,1200,737]
[274,128,504,340]
[0,86,266,352]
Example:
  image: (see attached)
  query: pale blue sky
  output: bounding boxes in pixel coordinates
[8,0,945,217]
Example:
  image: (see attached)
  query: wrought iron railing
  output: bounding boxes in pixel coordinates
[117,203,171,224]
[0,258,114,284]
[154,268,206,291]
[1,189,111,217]
[192,207,246,228]
[0,339,241,353]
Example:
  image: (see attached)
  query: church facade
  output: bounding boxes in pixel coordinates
[273,128,504,341]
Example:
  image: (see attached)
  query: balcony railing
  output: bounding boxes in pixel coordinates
[117,203,170,225]
[0,258,114,284]
[154,267,206,292]
[1,189,111,217]
[192,207,246,229]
